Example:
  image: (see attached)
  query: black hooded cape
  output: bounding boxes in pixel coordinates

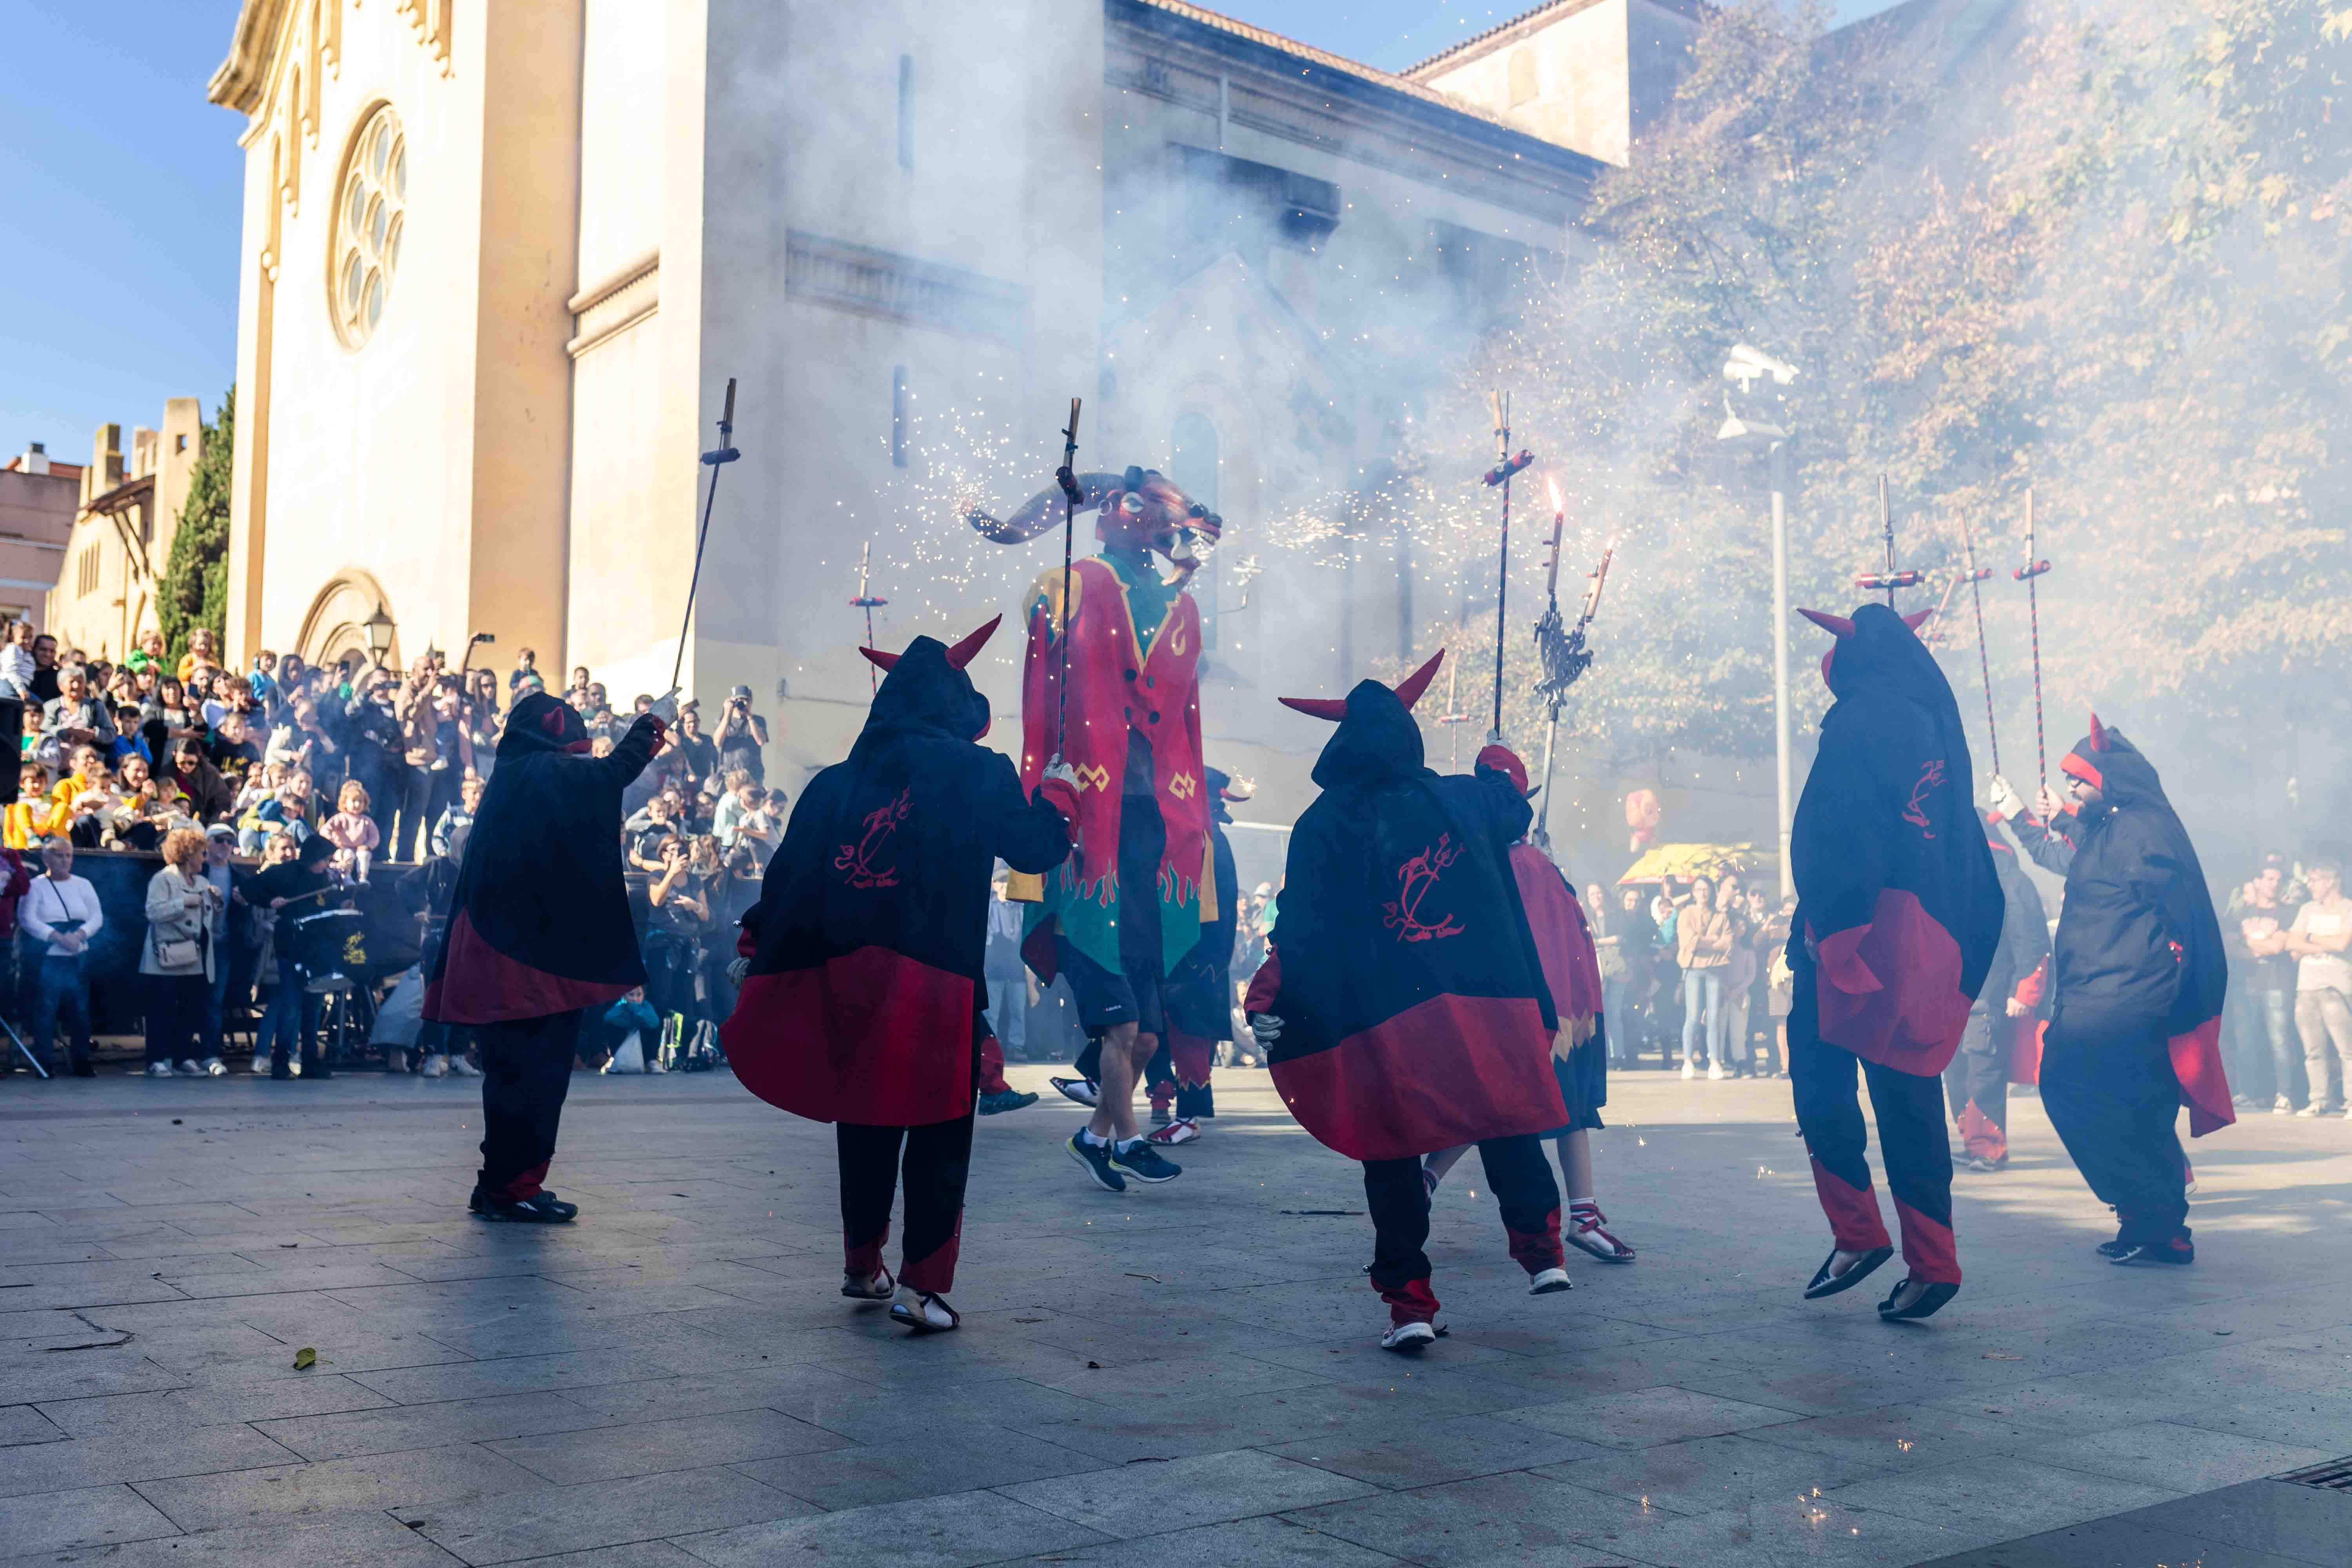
[423,694,661,1024]
[2014,725,2232,1134]
[1246,682,1564,1161]
[722,635,1073,1127]
[1788,604,2005,1076]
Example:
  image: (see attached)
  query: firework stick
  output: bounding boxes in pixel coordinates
[2013,486,2054,789]
[1051,397,1082,765]
[1956,515,1998,774]
[668,377,740,706]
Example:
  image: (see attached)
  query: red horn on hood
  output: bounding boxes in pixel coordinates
[944,614,1002,670]
[1797,608,1856,637]
[1277,695,1351,721]
[1394,648,1446,711]
[858,647,900,671]
[1901,608,1934,632]
[2087,710,2108,751]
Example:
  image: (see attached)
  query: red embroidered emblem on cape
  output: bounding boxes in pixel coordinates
[1384,834,1466,943]
[1902,760,1947,838]
[835,789,913,889]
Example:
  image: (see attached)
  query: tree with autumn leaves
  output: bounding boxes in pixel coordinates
[1412,0,2349,782]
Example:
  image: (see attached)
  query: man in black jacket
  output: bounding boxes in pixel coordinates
[1996,717,2231,1265]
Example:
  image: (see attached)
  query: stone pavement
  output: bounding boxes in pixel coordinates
[1,1062,2348,1568]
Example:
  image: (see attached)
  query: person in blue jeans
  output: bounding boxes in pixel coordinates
[19,840,101,1076]
[246,835,342,1079]
[2225,859,2302,1112]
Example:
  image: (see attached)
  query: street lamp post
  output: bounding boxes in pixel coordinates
[1717,345,1798,900]
[363,602,396,664]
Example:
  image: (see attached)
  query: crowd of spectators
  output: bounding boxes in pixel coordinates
[2224,854,2352,1118]
[0,622,773,1083]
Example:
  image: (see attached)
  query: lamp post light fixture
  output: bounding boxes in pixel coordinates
[1717,344,1798,899]
[363,603,397,662]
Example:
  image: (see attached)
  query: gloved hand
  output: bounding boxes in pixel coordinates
[1039,759,1084,843]
[1985,775,2025,820]
[637,711,670,751]
[1248,1012,1284,1045]
[725,955,751,988]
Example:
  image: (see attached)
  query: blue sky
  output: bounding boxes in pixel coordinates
[0,1,1901,470]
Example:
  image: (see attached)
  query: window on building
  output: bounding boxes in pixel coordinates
[897,55,913,171]
[1171,413,1219,653]
[175,434,188,453]
[891,366,909,468]
[1508,45,1539,107]
[331,103,407,348]
[1171,144,1341,269]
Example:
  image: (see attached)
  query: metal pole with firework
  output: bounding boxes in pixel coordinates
[666,377,741,713]
[1049,397,1083,766]
[1481,390,1534,744]
[849,541,888,693]
[1854,474,1921,606]
[1529,474,1611,848]
[2013,487,2053,790]
[1955,515,1999,773]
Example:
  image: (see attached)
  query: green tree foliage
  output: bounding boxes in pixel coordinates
[160,388,233,663]
[1413,0,2350,763]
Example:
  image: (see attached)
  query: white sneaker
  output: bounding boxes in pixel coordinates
[420,1054,450,1078]
[1528,1267,1572,1295]
[2273,1096,2292,1115]
[647,1054,668,1073]
[1380,1320,1437,1352]
[176,1060,203,1077]
[1707,1063,1728,1082]
[248,1055,271,1075]
[146,1062,174,1078]
[452,1057,483,1077]
[1680,1060,1697,1080]
[200,1058,227,1078]
[2296,1103,2325,1117]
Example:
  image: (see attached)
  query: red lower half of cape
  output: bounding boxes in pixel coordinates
[1270,993,1566,1162]
[1812,889,1975,1077]
[721,946,976,1126]
[423,909,636,1025]
[2171,1014,2233,1137]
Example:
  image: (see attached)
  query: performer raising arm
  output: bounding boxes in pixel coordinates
[1998,717,2231,1265]
[1786,605,2004,1321]
[723,619,1077,1333]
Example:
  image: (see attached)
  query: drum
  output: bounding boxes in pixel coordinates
[292,908,368,994]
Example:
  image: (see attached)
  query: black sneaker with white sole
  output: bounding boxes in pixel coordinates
[471,1189,579,1223]
[1065,1131,1126,1192]
[2111,1233,2194,1266]
[1108,1138,1181,1184]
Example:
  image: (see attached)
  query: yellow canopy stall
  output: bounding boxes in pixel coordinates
[1616,842,1778,887]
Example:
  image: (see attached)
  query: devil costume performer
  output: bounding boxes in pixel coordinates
[1786,605,2004,1319]
[722,621,1076,1330]
[1245,654,1570,1350]
[2007,717,2230,1265]
[1943,815,2051,1171]
[424,692,664,1222]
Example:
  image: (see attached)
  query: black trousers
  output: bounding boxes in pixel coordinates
[1942,1009,2009,1161]
[1363,1135,1561,1323]
[838,1112,975,1294]
[2038,1017,2190,1241]
[144,973,208,1065]
[476,1010,582,1201]
[1789,967,1960,1284]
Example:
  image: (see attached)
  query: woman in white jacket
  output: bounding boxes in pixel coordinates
[142,828,221,1078]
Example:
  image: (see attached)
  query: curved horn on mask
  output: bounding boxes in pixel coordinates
[858,647,900,671]
[944,614,1002,670]
[2087,710,2108,751]
[966,474,1128,544]
[1278,695,1351,721]
[1393,648,1447,711]
[1901,608,1934,632]
[1797,608,1856,637]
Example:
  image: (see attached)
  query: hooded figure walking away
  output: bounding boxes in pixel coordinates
[424,692,666,1222]
[1424,745,1635,1264]
[1994,719,2230,1265]
[1944,812,2052,1172]
[1788,605,2004,1321]
[1245,653,1573,1353]
[723,621,1076,1333]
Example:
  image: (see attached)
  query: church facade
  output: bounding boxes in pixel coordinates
[208,0,1696,811]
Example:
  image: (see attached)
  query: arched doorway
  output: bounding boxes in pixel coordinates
[295,568,401,676]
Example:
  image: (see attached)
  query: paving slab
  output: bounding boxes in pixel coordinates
[675,1488,1107,1568]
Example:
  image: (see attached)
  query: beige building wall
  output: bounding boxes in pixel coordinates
[46,402,203,661]
[0,446,79,628]
[1408,0,1698,168]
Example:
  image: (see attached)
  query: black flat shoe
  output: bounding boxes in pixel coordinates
[1878,1276,1960,1320]
[2111,1234,2193,1266]
[1804,1244,1893,1299]
[473,1191,578,1223]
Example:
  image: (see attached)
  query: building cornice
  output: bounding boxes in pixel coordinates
[1402,0,1712,80]
[207,0,296,116]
